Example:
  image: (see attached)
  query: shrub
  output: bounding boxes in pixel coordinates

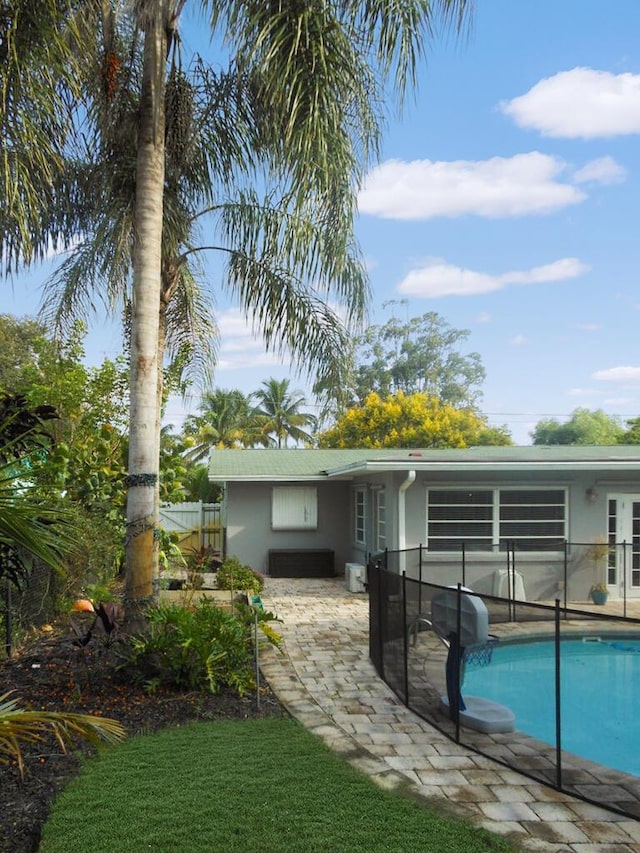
[216,556,263,594]
[123,600,256,695]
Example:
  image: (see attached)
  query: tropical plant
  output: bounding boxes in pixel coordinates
[124,600,258,695]
[0,691,126,778]
[182,463,222,503]
[253,378,317,448]
[0,394,75,586]
[586,538,610,595]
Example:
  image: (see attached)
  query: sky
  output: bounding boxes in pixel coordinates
[2,0,640,445]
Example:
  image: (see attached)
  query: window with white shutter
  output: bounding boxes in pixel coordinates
[272,487,318,530]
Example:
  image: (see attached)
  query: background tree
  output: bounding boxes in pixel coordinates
[316,312,486,419]
[0,315,57,393]
[619,417,640,444]
[318,392,512,449]
[531,408,624,445]
[253,379,317,448]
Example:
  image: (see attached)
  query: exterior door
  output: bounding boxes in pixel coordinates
[607,495,640,599]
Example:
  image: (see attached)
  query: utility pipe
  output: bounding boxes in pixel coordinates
[398,470,415,575]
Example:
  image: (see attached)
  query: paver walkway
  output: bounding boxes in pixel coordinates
[259,576,640,853]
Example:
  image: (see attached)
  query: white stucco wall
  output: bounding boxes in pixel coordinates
[381,467,640,602]
[224,480,352,575]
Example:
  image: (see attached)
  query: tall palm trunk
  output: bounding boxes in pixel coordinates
[124,6,168,627]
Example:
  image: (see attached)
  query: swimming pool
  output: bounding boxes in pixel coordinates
[462,636,640,777]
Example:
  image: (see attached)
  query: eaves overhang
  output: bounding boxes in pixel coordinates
[324,459,640,477]
[210,474,330,483]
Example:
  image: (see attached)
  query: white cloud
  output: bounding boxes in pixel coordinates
[500,68,640,139]
[397,257,589,298]
[475,311,491,323]
[575,323,601,331]
[217,308,288,370]
[603,396,635,406]
[357,153,585,220]
[509,335,527,346]
[572,156,627,185]
[568,387,602,397]
[593,366,640,383]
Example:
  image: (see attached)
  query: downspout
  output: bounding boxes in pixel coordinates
[398,470,416,575]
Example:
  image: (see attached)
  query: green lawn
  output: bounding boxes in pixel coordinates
[40,717,519,853]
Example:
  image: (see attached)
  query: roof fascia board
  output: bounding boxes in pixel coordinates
[325,460,640,477]
[214,475,330,483]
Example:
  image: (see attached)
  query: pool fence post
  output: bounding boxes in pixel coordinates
[623,540,628,619]
[554,599,562,790]
[377,562,385,681]
[454,582,462,743]
[402,572,409,707]
[418,543,423,616]
[563,541,568,614]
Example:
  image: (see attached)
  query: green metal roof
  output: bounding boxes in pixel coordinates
[208,446,640,482]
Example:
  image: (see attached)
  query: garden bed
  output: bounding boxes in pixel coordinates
[0,620,286,853]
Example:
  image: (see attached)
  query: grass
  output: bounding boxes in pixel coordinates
[40,717,519,853]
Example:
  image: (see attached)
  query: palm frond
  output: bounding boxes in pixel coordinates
[0,691,126,778]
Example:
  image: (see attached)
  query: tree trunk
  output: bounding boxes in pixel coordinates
[124,5,168,629]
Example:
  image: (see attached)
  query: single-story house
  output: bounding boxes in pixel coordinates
[208,446,640,602]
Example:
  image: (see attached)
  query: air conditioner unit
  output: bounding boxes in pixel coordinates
[345,563,366,593]
[493,568,526,601]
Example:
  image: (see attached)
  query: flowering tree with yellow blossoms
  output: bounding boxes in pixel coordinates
[318,392,512,449]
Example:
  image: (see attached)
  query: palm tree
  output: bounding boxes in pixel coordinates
[39,23,369,618]
[3,1,472,623]
[253,379,317,448]
[183,389,265,460]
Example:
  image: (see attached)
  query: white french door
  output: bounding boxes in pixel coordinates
[607,495,640,598]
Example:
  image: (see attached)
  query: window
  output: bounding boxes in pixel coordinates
[373,489,386,551]
[427,488,566,552]
[354,487,366,545]
[428,490,493,551]
[272,487,317,530]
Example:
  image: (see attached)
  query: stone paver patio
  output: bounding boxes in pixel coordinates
[259,576,640,853]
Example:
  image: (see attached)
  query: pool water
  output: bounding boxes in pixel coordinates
[462,637,640,777]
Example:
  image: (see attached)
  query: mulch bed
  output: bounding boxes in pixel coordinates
[0,623,287,853]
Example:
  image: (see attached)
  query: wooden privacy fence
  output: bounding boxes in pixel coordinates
[158,502,224,557]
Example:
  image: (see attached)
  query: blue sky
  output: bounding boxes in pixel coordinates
[2,1,640,444]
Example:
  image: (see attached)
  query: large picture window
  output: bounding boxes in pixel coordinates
[427,488,566,552]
